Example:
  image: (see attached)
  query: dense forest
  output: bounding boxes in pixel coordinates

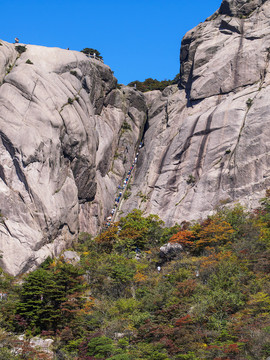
[0,192,270,359]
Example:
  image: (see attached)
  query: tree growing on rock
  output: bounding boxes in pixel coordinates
[80,48,103,60]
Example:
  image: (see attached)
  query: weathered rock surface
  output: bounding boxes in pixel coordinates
[2,0,270,275]
[159,242,183,263]
[120,0,270,225]
[62,250,80,265]
[0,42,146,275]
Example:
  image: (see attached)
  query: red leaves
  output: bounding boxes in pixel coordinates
[175,314,192,327]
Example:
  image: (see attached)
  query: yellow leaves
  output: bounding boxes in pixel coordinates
[95,223,119,252]
[200,250,233,269]
[195,218,235,250]
[244,292,270,318]
[134,271,147,283]
[80,296,95,314]
[248,292,270,307]
[49,259,57,268]
[259,226,270,244]
[167,216,235,255]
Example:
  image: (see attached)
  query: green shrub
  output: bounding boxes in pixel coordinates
[246,98,253,108]
[87,336,115,358]
[25,59,33,65]
[127,74,179,92]
[15,45,26,54]
[123,190,131,199]
[186,174,196,185]
[121,121,131,131]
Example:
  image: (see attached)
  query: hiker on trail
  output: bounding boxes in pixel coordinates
[14,37,19,43]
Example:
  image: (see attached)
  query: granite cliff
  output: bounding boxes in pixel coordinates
[1,0,270,274]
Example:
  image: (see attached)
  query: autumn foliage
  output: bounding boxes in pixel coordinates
[0,199,270,359]
[169,230,195,247]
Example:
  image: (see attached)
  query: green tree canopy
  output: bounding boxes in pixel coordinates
[80,48,103,60]
[127,74,179,92]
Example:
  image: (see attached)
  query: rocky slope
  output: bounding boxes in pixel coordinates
[1,0,270,274]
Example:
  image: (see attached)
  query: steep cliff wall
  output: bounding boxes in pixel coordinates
[120,0,270,225]
[0,42,146,275]
[1,0,270,275]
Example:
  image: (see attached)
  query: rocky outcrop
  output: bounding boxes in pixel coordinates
[218,0,267,17]
[2,0,270,275]
[159,242,183,263]
[0,41,146,275]
[120,0,270,225]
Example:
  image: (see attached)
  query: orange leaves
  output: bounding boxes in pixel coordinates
[95,223,119,252]
[119,227,144,241]
[169,230,195,247]
[194,217,235,251]
[134,270,147,283]
[169,217,235,254]
[200,251,233,269]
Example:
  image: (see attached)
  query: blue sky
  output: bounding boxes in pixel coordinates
[1,0,221,85]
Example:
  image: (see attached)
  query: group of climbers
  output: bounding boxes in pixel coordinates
[104,142,143,228]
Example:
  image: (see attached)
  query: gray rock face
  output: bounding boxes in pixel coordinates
[2,0,270,275]
[159,242,183,262]
[180,0,270,100]
[62,250,80,265]
[0,42,146,275]
[219,0,267,17]
[120,0,270,226]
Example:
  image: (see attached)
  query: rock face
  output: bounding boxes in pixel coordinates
[2,0,270,275]
[0,42,146,275]
[120,0,270,225]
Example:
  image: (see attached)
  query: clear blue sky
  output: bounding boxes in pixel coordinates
[1,0,221,85]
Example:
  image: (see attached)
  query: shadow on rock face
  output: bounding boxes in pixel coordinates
[219,0,267,17]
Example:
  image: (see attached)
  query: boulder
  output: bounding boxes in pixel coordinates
[62,250,80,265]
[159,242,183,262]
